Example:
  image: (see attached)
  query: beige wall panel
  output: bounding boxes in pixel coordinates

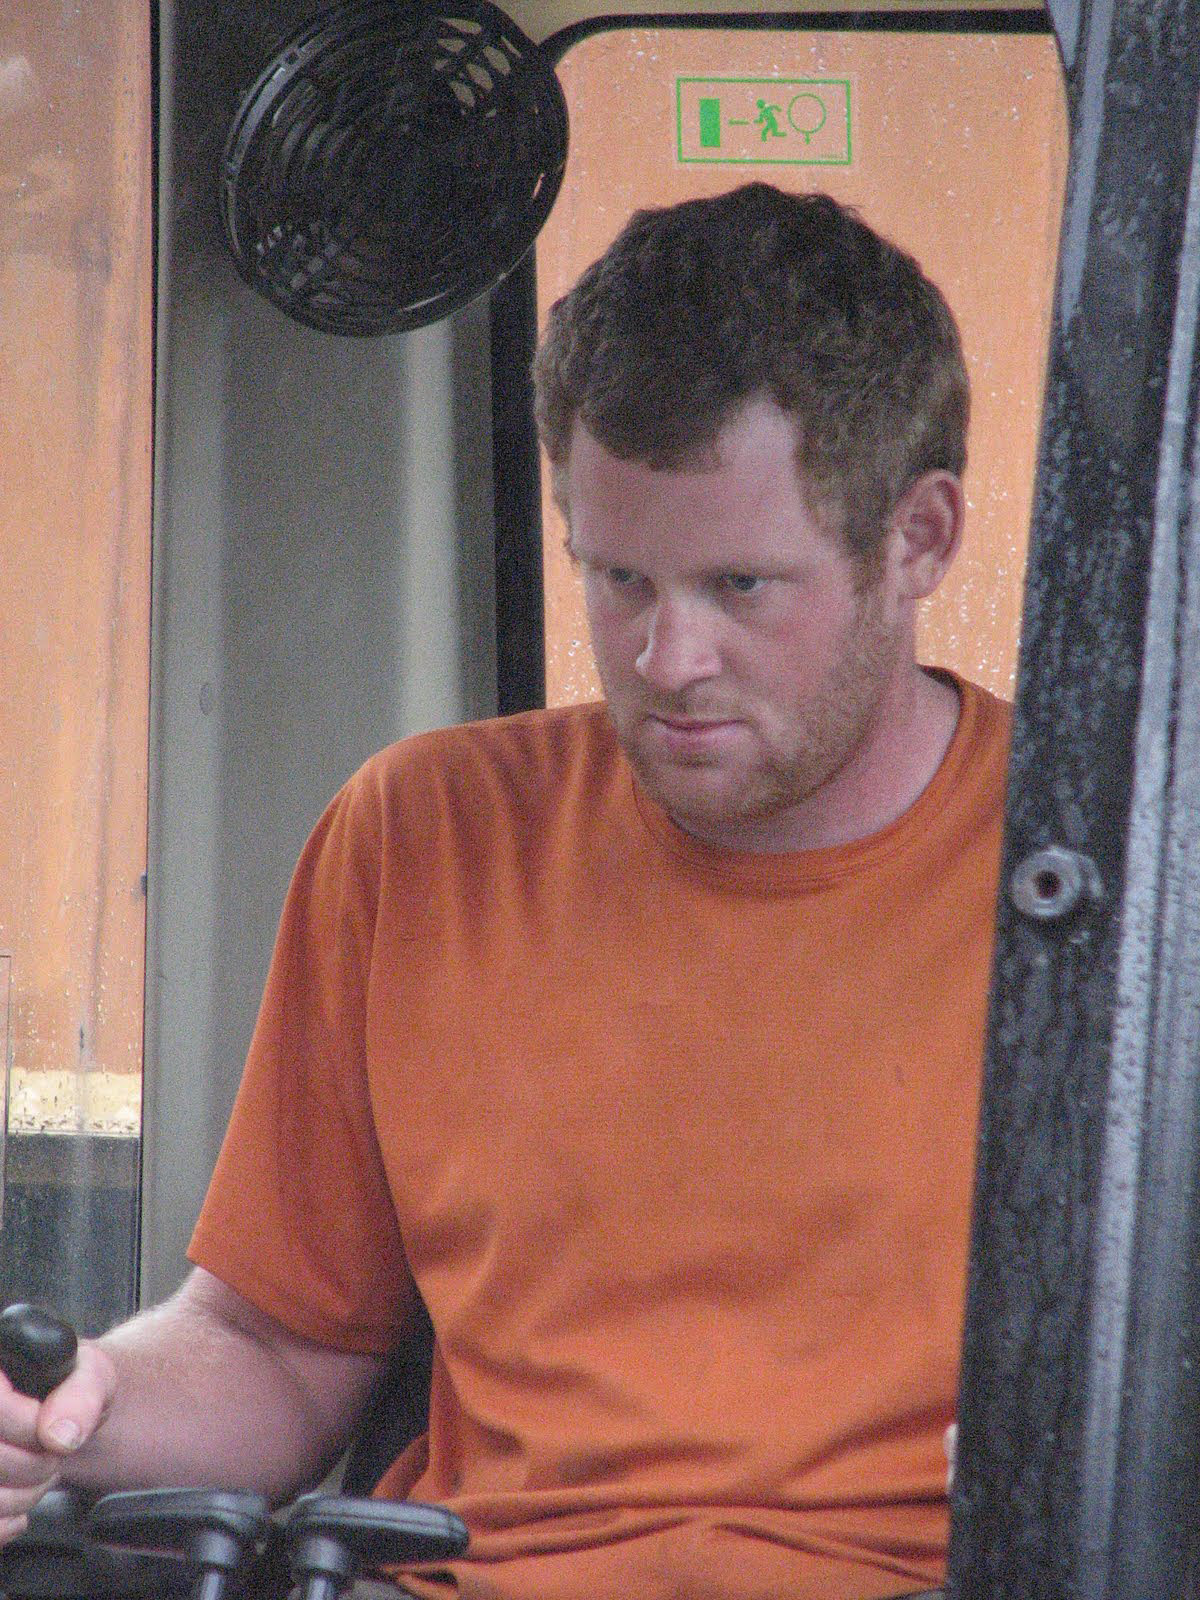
[538,27,1068,708]
[0,7,152,1132]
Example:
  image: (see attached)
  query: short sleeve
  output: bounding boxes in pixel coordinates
[188,761,419,1352]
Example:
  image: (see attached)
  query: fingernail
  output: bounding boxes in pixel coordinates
[47,1420,81,1451]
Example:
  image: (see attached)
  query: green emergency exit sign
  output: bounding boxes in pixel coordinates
[677,77,852,166]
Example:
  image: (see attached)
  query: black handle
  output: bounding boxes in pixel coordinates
[89,1489,271,1558]
[0,1305,78,1401]
[284,1493,469,1600]
[90,1489,271,1600]
[0,1488,193,1599]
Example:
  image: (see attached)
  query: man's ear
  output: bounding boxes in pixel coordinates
[889,470,965,600]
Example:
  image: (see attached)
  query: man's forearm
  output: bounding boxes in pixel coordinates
[55,1270,384,1503]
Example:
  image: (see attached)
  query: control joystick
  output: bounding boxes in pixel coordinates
[0,1305,78,1402]
[283,1493,469,1600]
[88,1490,270,1600]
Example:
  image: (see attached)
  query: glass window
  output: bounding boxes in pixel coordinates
[537,24,1068,706]
[0,5,152,1330]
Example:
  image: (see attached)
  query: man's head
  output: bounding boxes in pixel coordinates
[536,185,969,851]
[534,182,968,569]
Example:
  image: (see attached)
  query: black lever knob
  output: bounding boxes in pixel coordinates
[284,1492,469,1600]
[0,1488,193,1599]
[0,1305,78,1401]
[89,1489,270,1600]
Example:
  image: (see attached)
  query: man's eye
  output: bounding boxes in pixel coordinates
[722,573,764,595]
[606,566,640,588]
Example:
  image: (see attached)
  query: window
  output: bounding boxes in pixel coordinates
[536,22,1067,705]
[0,5,152,1329]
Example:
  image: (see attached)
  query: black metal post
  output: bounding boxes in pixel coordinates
[949,0,1200,1596]
[489,254,546,715]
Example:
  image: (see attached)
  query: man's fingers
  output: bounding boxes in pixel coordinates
[0,1467,68,1547]
[0,1465,60,1547]
[37,1408,83,1454]
[0,1384,45,1454]
[0,1433,60,1487]
[0,1336,107,1552]
[0,1475,58,1520]
[34,1341,112,1456]
[0,1512,29,1548]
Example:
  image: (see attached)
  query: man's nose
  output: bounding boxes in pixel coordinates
[635,596,721,693]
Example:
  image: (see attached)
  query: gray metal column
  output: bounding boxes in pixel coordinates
[141,0,497,1307]
[950,0,1200,1595]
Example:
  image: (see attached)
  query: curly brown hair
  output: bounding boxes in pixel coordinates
[533,183,968,568]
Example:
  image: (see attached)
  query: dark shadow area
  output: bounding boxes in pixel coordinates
[0,1137,139,1337]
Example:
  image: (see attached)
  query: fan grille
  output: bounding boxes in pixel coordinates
[221,0,568,334]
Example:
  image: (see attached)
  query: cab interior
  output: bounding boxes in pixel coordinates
[1,0,1066,1320]
[10,0,1179,1587]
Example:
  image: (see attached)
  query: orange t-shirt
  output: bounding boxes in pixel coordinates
[189,673,1010,1600]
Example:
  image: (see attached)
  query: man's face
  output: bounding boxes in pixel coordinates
[564,398,913,852]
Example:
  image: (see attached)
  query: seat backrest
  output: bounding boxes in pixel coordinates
[340,1299,435,1496]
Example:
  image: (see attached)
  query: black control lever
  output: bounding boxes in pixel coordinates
[283,1492,469,1600]
[89,1490,270,1600]
[0,1488,192,1600]
[0,1306,78,1402]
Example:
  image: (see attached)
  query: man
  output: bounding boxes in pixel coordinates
[0,184,1008,1599]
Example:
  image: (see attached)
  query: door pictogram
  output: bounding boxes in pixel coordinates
[677,78,851,165]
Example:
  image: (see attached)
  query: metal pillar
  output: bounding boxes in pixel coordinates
[949,0,1200,1596]
[490,256,547,714]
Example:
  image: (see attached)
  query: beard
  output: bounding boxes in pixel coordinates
[607,580,902,847]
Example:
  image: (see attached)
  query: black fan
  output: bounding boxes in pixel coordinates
[221,0,568,335]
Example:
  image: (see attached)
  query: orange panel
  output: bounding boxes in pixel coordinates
[0,7,152,1132]
[538,26,1068,707]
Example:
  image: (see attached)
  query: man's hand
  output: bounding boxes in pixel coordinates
[0,1270,386,1543]
[0,1338,116,1544]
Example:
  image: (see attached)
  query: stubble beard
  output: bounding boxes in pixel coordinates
[613,581,901,845]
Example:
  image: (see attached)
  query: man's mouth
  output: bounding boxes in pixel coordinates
[642,712,743,753]
[648,711,738,730]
